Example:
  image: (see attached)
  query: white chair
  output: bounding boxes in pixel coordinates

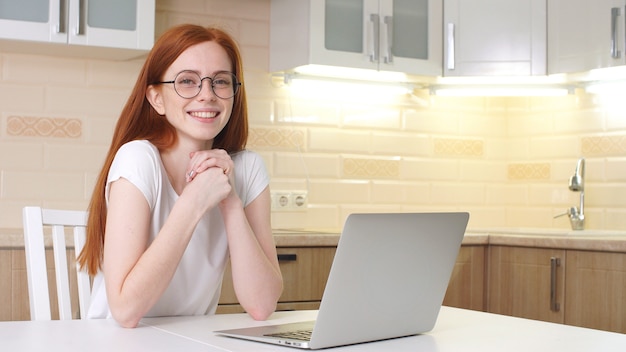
[22,206,91,320]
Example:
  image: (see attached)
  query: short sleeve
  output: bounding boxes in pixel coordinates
[106,140,162,210]
[233,150,270,207]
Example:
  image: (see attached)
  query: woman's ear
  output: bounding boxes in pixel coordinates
[146,85,166,115]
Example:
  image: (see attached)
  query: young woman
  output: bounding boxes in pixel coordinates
[77,24,283,328]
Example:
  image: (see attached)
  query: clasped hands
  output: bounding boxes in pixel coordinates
[185,149,234,183]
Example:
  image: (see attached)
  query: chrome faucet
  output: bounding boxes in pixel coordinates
[555,158,585,230]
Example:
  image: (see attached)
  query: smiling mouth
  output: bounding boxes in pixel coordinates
[189,111,218,119]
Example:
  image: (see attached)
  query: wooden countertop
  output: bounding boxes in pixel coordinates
[2,227,626,252]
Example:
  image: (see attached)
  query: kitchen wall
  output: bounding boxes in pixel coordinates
[1,0,626,232]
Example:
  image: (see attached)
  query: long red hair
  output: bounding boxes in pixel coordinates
[77,24,249,275]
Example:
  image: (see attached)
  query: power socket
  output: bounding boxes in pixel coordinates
[271,191,308,212]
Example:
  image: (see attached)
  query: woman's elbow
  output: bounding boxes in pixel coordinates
[246,303,277,321]
[109,304,143,328]
[113,313,142,328]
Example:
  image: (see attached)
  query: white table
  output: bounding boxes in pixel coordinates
[2,307,625,351]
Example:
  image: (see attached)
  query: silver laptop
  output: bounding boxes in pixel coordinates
[215,212,469,349]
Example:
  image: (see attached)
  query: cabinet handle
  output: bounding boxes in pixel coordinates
[446,23,455,70]
[611,7,621,59]
[383,15,393,64]
[277,254,297,262]
[369,13,380,63]
[74,0,85,35]
[54,0,65,33]
[550,257,561,312]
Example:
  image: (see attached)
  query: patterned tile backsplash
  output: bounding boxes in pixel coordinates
[582,135,626,155]
[342,158,400,178]
[507,163,551,180]
[6,116,82,138]
[434,138,484,157]
[1,0,626,231]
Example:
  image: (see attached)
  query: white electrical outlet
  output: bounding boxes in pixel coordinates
[271,191,308,211]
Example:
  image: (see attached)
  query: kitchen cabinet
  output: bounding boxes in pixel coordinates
[0,0,154,59]
[443,0,547,76]
[0,247,80,321]
[270,0,442,76]
[443,245,486,311]
[487,246,565,324]
[217,247,337,314]
[548,0,626,74]
[488,245,626,334]
[219,244,486,314]
[564,250,626,333]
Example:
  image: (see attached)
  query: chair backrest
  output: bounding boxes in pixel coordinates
[22,206,91,320]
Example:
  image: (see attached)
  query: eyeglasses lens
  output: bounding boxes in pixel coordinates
[174,71,239,99]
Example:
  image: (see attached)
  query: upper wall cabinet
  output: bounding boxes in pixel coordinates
[270,0,442,76]
[443,0,547,76]
[548,0,626,74]
[0,0,154,59]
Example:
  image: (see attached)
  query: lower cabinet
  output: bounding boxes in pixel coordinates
[443,245,486,311]
[217,246,337,313]
[5,239,623,334]
[488,246,626,334]
[564,250,626,333]
[488,246,566,324]
[218,245,486,314]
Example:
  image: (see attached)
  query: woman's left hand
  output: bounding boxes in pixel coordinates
[185,149,234,183]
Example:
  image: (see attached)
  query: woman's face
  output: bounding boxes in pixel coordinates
[148,41,235,148]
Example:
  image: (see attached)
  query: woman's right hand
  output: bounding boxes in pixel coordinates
[181,164,232,214]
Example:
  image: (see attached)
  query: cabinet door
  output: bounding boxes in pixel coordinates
[379,0,442,75]
[488,246,565,323]
[548,0,625,74]
[270,0,441,75]
[565,250,626,334]
[309,0,380,71]
[68,0,154,50]
[0,0,66,43]
[444,0,546,76]
[443,245,485,311]
[219,247,336,306]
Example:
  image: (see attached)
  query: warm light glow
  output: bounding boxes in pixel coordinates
[430,85,573,97]
[585,80,626,96]
[283,74,413,102]
[292,64,409,83]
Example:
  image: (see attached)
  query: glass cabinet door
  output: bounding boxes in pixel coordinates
[0,0,66,43]
[312,0,441,75]
[389,0,428,61]
[310,0,379,70]
[379,0,441,75]
[68,0,154,50]
[87,0,137,31]
[324,0,364,53]
[0,0,49,23]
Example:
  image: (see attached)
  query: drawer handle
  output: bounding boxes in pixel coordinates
[278,254,297,262]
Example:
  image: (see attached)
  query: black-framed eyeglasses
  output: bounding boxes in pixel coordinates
[152,70,241,99]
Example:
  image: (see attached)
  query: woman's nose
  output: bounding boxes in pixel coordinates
[197,78,217,100]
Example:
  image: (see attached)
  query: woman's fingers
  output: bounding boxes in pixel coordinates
[186,149,233,182]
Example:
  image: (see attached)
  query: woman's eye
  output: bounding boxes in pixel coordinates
[213,79,229,87]
[179,78,197,86]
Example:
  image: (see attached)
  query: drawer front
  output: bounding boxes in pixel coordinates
[219,247,336,304]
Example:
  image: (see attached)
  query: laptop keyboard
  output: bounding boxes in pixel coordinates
[265,329,313,341]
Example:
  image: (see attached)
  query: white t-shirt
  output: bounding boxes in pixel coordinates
[87,140,269,319]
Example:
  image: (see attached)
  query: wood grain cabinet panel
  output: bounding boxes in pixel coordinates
[218,247,337,313]
[487,246,566,324]
[443,245,486,311]
[565,250,626,333]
